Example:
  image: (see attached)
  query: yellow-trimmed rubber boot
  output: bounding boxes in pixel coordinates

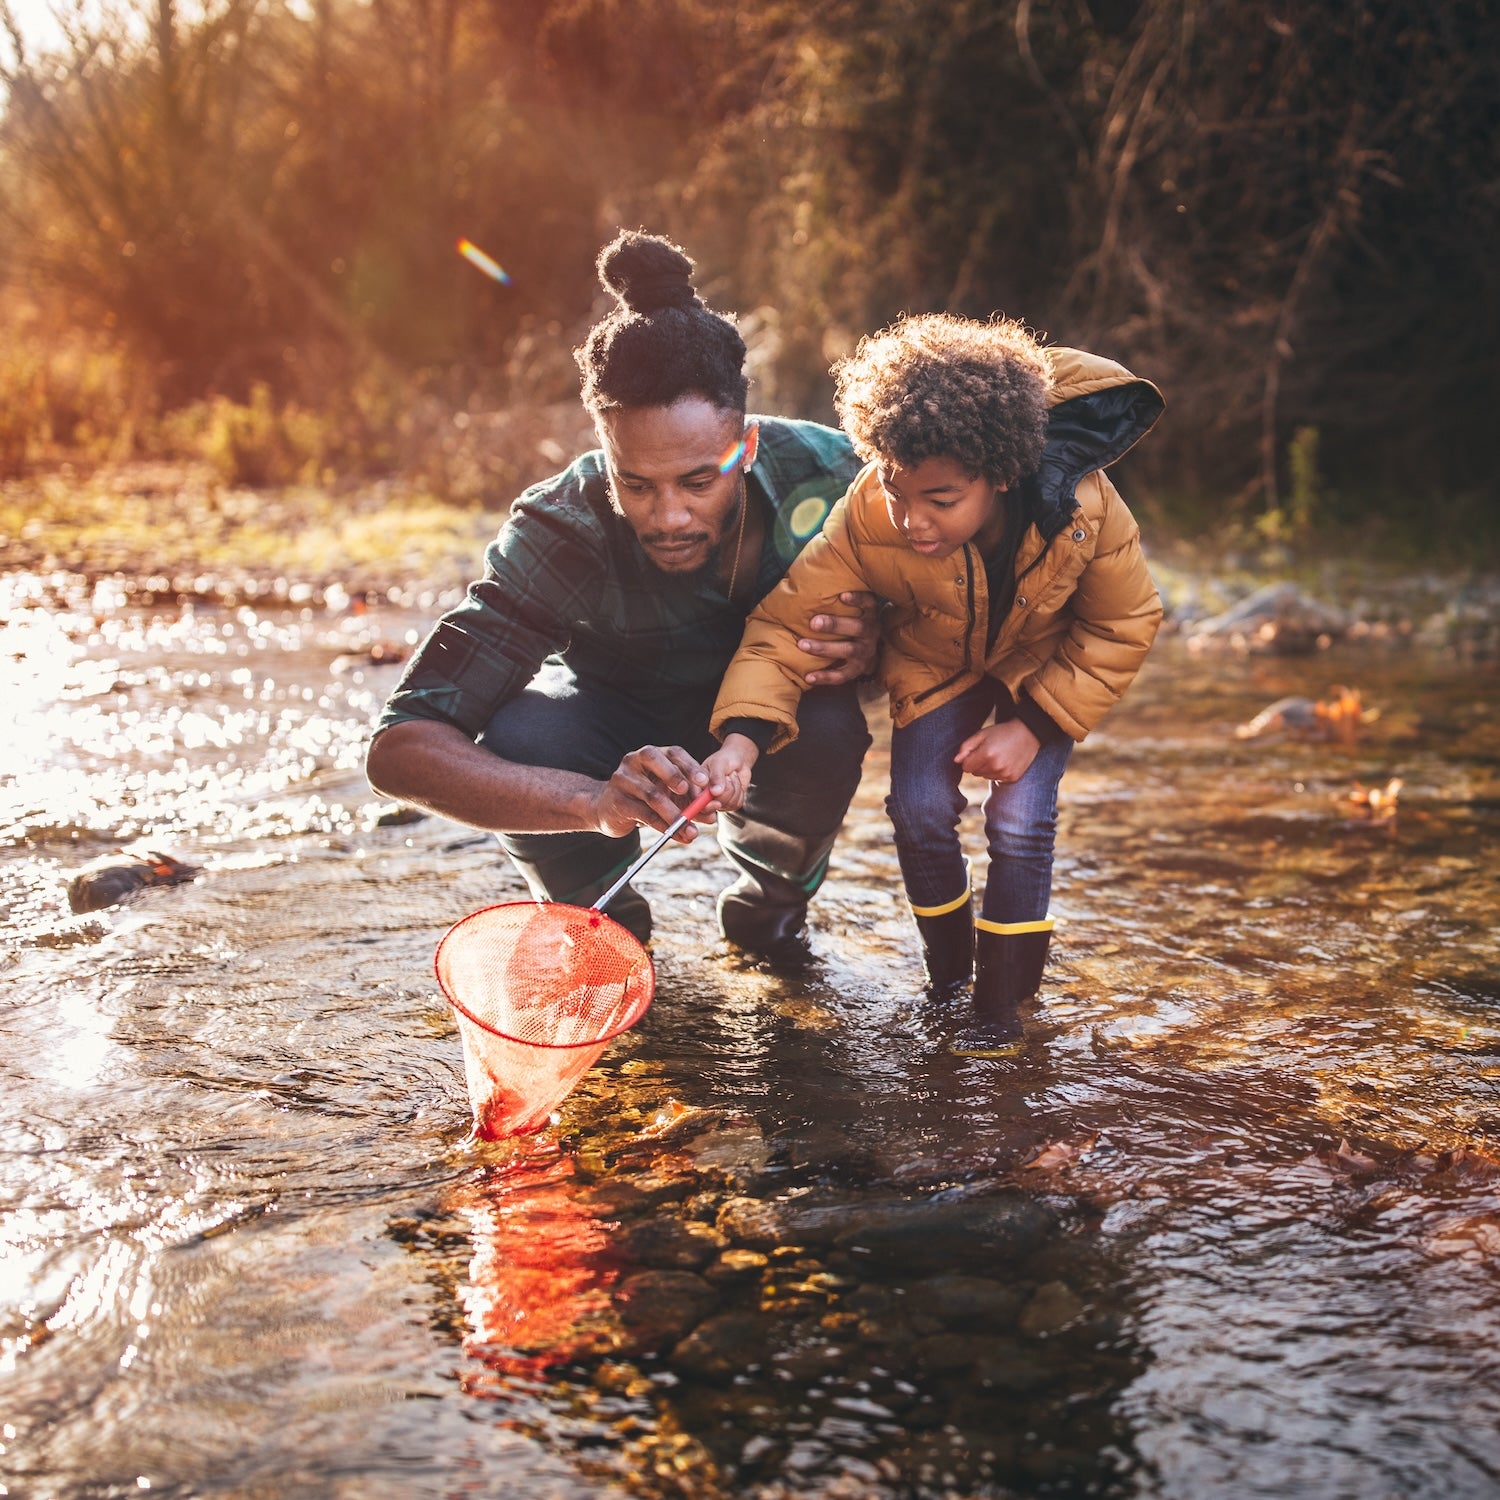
[951,918,1053,1058]
[911,889,974,1002]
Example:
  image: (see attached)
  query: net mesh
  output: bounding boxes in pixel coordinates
[434,902,655,1138]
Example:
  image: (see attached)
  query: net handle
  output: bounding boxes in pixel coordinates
[593,786,715,914]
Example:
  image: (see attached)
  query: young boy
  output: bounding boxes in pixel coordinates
[704,314,1164,1055]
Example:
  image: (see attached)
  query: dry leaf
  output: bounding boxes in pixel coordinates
[1023,1134,1100,1172]
[1334,1138,1379,1173]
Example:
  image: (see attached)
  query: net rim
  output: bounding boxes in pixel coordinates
[433,900,655,1049]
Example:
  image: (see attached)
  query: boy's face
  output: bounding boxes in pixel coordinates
[878,455,1006,560]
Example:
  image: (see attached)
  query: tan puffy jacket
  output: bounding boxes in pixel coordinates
[711,347,1164,750]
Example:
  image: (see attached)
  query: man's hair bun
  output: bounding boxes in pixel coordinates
[577,228,748,414]
[598,231,701,315]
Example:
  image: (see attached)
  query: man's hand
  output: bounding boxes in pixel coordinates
[593,745,711,842]
[954,720,1041,785]
[799,590,880,687]
[701,734,760,815]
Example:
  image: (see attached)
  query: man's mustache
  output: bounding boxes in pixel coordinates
[640,532,712,548]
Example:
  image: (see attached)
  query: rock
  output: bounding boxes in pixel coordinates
[973,1335,1054,1393]
[616,1215,725,1271]
[612,1270,718,1349]
[1018,1279,1086,1336]
[827,1194,1057,1273]
[910,1331,996,1374]
[716,1196,793,1250]
[669,1311,770,1381]
[702,1248,768,1286]
[67,849,200,913]
[717,1191,1055,1272]
[905,1274,1023,1330]
[1186,582,1347,653]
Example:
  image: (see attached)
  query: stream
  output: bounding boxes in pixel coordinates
[2,568,1498,1499]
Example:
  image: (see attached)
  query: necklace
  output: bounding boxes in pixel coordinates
[724,477,750,602]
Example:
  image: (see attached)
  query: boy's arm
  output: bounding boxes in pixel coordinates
[711,494,874,752]
[1023,474,1163,739]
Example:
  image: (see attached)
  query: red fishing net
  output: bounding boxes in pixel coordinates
[435,902,655,1138]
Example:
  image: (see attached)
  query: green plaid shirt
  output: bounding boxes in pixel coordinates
[374,417,859,739]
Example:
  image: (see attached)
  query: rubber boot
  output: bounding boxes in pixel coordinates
[951,919,1053,1058]
[716,822,836,971]
[911,892,974,1002]
[498,834,653,945]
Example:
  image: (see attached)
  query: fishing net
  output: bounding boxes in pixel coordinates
[435,901,655,1138]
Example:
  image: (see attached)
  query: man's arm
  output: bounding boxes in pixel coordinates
[366,720,723,842]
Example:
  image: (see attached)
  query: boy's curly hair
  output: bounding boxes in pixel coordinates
[832,313,1052,485]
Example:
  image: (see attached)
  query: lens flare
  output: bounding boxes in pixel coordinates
[717,438,748,474]
[457,238,511,285]
[789,494,831,538]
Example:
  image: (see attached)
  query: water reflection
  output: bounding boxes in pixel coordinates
[3,571,1500,1495]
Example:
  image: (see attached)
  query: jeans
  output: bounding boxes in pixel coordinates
[886,677,1073,924]
[478,663,870,943]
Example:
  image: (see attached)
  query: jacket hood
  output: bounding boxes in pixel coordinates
[1028,347,1164,539]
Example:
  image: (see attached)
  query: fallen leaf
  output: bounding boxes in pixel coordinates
[1023,1134,1100,1172]
[1334,1138,1380,1173]
[1424,1215,1500,1261]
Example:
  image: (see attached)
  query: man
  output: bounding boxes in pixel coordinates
[365,230,876,962]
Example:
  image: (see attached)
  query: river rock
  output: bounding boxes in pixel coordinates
[703,1248,768,1286]
[66,849,200,913]
[612,1270,718,1349]
[1018,1279,1086,1337]
[973,1334,1057,1393]
[905,1274,1023,1330]
[616,1215,725,1270]
[669,1311,771,1381]
[1186,581,1347,653]
[716,1196,794,1249]
[827,1195,1057,1273]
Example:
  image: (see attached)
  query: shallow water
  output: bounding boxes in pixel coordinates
[3,572,1498,1498]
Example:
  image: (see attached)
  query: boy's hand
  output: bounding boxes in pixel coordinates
[702,734,761,814]
[955,720,1040,785]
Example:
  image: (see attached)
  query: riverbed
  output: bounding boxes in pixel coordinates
[2,570,1498,1498]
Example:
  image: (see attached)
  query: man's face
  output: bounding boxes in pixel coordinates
[596,397,759,576]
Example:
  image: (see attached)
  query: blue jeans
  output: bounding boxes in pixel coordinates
[886,678,1073,924]
[478,663,870,941]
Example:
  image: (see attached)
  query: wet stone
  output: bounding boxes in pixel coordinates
[613,1270,719,1350]
[703,1248,767,1286]
[575,1179,651,1218]
[972,1335,1055,1393]
[669,1311,771,1383]
[829,1194,1057,1274]
[769,1340,848,1381]
[905,1273,1023,1330]
[910,1331,997,1375]
[716,1196,793,1250]
[617,1215,726,1270]
[1018,1279,1086,1337]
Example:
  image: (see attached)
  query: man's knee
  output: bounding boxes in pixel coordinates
[750,684,869,813]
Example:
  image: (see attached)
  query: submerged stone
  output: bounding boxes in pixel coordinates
[669,1311,771,1381]
[1018,1280,1086,1336]
[617,1215,725,1271]
[66,849,200,913]
[612,1270,718,1350]
[905,1273,1024,1330]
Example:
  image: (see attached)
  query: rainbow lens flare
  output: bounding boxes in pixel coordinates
[458,238,511,285]
[717,438,748,474]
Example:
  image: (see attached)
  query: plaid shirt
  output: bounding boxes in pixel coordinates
[374,417,860,739]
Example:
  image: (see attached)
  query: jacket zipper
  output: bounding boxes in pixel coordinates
[911,544,979,706]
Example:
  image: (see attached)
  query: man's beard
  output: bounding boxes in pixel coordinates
[640,477,746,582]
